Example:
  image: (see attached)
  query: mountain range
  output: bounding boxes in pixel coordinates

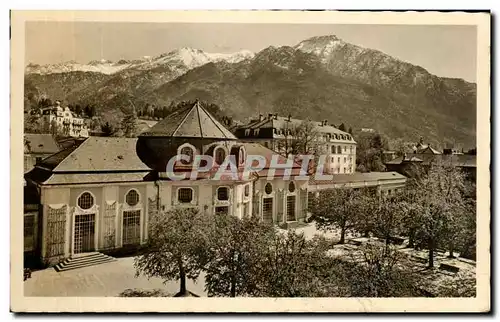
[24,35,476,148]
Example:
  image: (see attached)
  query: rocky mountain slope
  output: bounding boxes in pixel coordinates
[24,36,476,148]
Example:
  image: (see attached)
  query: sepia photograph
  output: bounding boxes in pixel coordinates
[10,10,490,312]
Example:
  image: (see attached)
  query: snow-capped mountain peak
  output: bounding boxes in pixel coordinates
[26,48,255,76]
[294,34,349,61]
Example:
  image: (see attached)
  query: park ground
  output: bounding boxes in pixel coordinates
[24,223,474,297]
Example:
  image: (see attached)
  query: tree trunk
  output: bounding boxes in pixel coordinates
[339,226,346,244]
[448,242,455,258]
[230,277,236,297]
[408,228,415,248]
[428,239,434,269]
[178,260,187,295]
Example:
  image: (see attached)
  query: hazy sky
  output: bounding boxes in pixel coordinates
[25,22,477,82]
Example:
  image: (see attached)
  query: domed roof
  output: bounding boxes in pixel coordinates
[140,101,237,140]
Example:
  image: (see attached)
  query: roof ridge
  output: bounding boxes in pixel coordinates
[198,103,234,139]
[52,137,90,172]
[171,104,196,137]
[195,101,204,139]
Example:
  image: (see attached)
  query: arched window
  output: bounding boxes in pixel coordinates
[238,147,246,166]
[217,187,229,201]
[337,146,342,154]
[126,189,140,206]
[214,147,226,165]
[288,181,295,193]
[78,192,94,210]
[179,146,194,164]
[265,182,273,195]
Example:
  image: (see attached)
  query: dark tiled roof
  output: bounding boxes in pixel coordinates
[310,172,407,186]
[24,134,60,154]
[236,115,355,143]
[241,143,304,177]
[140,101,237,140]
[57,137,87,150]
[385,154,476,168]
[37,137,151,173]
[24,184,40,205]
[416,146,442,155]
[37,140,85,170]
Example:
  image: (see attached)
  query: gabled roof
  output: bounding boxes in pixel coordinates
[24,134,60,154]
[236,115,355,143]
[37,137,151,172]
[385,153,476,168]
[26,137,152,185]
[140,101,237,140]
[417,146,442,155]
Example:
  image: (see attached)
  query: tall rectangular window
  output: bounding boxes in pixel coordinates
[262,198,273,223]
[307,192,315,210]
[286,196,296,221]
[123,210,141,245]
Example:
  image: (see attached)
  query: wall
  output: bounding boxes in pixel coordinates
[254,177,308,224]
[39,182,152,265]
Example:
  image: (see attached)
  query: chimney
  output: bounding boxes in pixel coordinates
[287,114,291,122]
[403,153,407,160]
[268,113,273,119]
[323,120,328,126]
[259,113,263,121]
[274,113,278,120]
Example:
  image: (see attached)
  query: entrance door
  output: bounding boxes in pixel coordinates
[74,214,95,254]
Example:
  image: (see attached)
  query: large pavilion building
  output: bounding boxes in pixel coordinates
[24,101,406,267]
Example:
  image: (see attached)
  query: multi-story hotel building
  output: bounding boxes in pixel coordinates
[234,114,357,174]
[41,101,89,138]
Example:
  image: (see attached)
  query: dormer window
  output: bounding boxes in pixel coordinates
[214,147,226,165]
[178,144,195,164]
[238,147,246,166]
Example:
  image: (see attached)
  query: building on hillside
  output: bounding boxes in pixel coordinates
[234,113,357,174]
[24,134,61,173]
[385,152,476,181]
[41,101,89,138]
[382,150,397,163]
[24,101,406,267]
